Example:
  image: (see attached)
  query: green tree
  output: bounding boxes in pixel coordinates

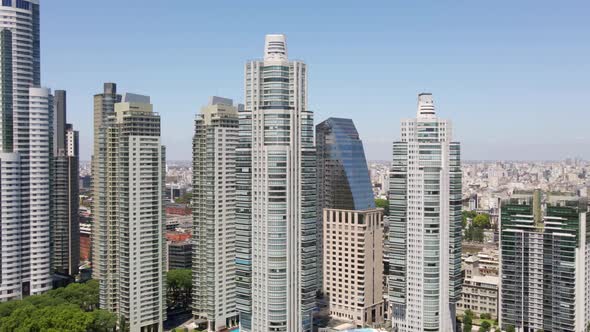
[0,280,117,332]
[506,325,515,332]
[90,309,118,331]
[167,269,192,310]
[480,313,491,320]
[463,310,474,332]
[473,214,491,229]
[375,198,389,215]
[479,320,491,332]
[175,192,193,204]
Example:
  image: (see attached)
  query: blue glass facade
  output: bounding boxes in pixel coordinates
[316,117,374,211]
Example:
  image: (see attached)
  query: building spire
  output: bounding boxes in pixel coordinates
[417,92,436,118]
[264,34,288,61]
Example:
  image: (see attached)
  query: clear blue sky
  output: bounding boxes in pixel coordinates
[42,0,590,161]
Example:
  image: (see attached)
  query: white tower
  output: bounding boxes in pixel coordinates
[388,93,462,332]
[1,0,52,302]
[237,34,316,332]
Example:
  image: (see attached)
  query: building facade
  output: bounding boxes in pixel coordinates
[323,208,385,326]
[387,93,462,332]
[51,90,80,277]
[0,0,53,302]
[91,82,121,286]
[316,118,375,292]
[499,190,590,332]
[167,240,191,270]
[237,34,317,331]
[93,92,166,331]
[456,256,499,319]
[192,97,239,330]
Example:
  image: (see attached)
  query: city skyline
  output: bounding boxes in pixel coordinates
[41,1,590,162]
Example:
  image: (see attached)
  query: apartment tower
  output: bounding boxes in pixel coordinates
[237,34,317,331]
[91,82,121,285]
[499,190,590,332]
[51,90,80,277]
[93,92,166,331]
[388,93,462,332]
[192,97,240,330]
[0,0,53,302]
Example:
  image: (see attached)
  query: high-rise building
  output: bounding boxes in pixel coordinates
[192,96,239,330]
[237,34,316,331]
[51,90,80,277]
[0,0,53,302]
[93,92,166,331]
[91,82,121,285]
[499,190,590,332]
[316,118,375,292]
[387,93,462,332]
[316,118,385,327]
[322,208,385,326]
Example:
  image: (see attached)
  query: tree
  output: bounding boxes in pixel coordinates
[479,320,491,332]
[463,310,474,332]
[480,313,491,320]
[506,325,515,332]
[0,280,117,332]
[375,198,389,215]
[473,214,491,229]
[167,269,192,311]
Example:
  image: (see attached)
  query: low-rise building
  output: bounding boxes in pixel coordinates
[457,256,499,319]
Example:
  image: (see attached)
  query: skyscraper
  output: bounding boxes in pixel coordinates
[317,117,385,327]
[51,90,80,277]
[93,92,166,331]
[0,0,53,302]
[91,82,121,285]
[499,190,590,332]
[192,96,239,330]
[387,93,462,332]
[237,34,316,331]
[316,118,375,292]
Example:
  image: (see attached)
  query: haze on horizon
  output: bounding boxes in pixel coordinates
[41,0,590,161]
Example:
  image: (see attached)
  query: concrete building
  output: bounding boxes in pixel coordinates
[0,0,54,302]
[387,93,462,332]
[323,208,385,326]
[456,256,499,319]
[91,82,121,284]
[51,90,80,277]
[499,190,590,332]
[192,96,239,330]
[167,240,192,270]
[237,34,316,331]
[93,92,166,331]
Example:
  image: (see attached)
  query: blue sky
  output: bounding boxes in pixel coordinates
[42,0,590,161]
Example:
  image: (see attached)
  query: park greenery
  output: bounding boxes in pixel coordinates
[462,210,492,243]
[0,280,117,332]
[174,192,193,205]
[167,269,192,311]
[375,198,389,215]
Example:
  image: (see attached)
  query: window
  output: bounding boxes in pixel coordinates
[2,0,11,6]
[16,0,28,9]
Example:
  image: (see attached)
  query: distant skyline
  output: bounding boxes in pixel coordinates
[42,0,590,161]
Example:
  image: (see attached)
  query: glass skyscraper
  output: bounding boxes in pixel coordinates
[499,190,590,332]
[316,117,375,211]
[316,117,374,291]
[237,34,316,332]
[316,117,386,327]
[388,93,462,332]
